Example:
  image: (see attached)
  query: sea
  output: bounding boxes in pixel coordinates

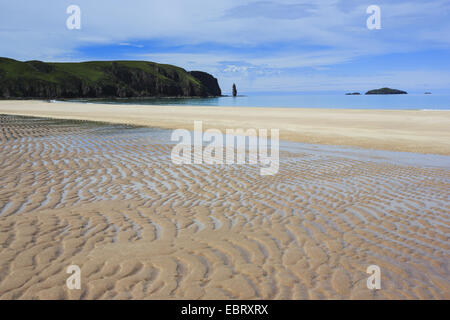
[69,93,450,110]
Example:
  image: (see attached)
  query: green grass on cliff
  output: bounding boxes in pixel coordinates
[0,57,220,98]
[0,58,201,86]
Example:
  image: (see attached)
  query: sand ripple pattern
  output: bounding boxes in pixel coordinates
[0,115,449,300]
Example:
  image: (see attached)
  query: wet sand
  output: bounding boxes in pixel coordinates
[0,100,449,155]
[0,114,449,300]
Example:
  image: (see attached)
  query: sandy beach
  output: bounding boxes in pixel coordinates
[0,111,449,300]
[3,0,450,306]
[0,100,449,155]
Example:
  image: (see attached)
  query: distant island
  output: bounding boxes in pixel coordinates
[345,92,361,95]
[0,57,221,99]
[365,87,407,95]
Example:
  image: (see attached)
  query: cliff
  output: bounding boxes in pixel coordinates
[188,71,221,97]
[0,58,221,99]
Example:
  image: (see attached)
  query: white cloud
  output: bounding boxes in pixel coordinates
[1,0,449,92]
[223,65,249,72]
[119,42,144,48]
[2,0,449,58]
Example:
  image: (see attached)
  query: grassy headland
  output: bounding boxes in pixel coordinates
[0,58,221,99]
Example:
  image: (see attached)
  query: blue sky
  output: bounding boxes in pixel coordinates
[1,0,450,93]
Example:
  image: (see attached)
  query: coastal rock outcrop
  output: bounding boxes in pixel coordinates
[0,57,221,99]
[188,71,222,97]
[365,87,407,95]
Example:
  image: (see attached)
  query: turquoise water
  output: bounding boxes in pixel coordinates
[71,93,450,110]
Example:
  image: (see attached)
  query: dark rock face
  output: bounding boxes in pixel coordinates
[189,71,222,96]
[365,88,407,95]
[0,58,222,99]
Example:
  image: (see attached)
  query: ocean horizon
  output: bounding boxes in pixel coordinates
[69,93,450,110]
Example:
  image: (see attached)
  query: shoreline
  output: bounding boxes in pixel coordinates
[1,100,449,155]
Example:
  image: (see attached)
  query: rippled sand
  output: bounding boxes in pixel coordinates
[0,115,449,300]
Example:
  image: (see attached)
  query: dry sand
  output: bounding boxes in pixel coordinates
[0,100,449,155]
[0,114,449,300]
